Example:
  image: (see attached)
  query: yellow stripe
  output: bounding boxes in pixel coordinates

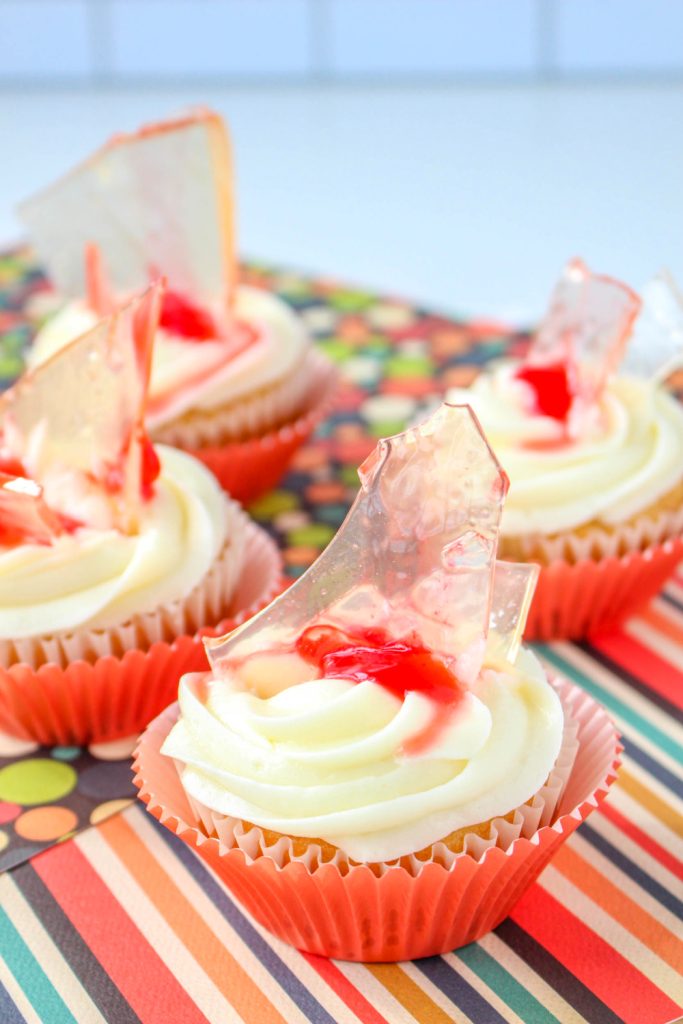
[365,964,458,1024]
[618,768,683,837]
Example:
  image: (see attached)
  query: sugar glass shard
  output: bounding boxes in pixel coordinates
[19,109,235,322]
[0,282,162,533]
[529,258,641,403]
[487,561,539,663]
[622,271,683,380]
[0,474,66,546]
[206,404,509,687]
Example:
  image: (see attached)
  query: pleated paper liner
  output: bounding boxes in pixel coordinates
[135,675,621,962]
[524,536,683,641]
[0,519,282,745]
[500,502,683,641]
[154,350,339,503]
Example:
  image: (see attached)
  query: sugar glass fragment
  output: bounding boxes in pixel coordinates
[0,283,162,533]
[0,474,66,545]
[19,109,235,322]
[206,405,526,687]
[530,258,641,403]
[622,271,683,381]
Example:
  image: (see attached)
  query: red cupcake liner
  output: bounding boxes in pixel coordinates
[0,524,282,746]
[134,674,621,962]
[188,354,339,503]
[523,535,683,641]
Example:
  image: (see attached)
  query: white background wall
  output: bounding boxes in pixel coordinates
[2,0,683,85]
[2,3,683,321]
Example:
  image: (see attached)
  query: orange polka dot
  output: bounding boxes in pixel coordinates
[15,806,78,842]
[305,482,347,503]
[284,546,320,566]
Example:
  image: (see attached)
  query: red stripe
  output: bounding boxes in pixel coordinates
[33,841,209,1024]
[599,804,683,882]
[591,630,683,710]
[511,884,681,1024]
[303,954,390,1024]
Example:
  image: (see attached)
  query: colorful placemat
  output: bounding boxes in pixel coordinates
[0,246,681,1024]
[0,247,528,876]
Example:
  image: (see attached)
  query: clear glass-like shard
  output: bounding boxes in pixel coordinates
[487,561,539,663]
[530,258,641,402]
[0,474,66,546]
[622,271,683,381]
[206,404,511,687]
[0,282,162,533]
[19,109,235,321]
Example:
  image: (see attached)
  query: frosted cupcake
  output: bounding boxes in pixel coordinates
[447,259,683,638]
[135,405,620,960]
[20,109,336,502]
[0,283,280,745]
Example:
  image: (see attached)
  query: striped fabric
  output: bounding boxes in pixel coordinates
[1,580,681,1024]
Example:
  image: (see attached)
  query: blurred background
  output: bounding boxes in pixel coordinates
[2,0,683,320]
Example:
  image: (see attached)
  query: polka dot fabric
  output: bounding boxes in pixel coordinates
[0,738,137,871]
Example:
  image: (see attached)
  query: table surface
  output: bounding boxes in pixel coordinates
[2,82,683,322]
[0,249,681,1024]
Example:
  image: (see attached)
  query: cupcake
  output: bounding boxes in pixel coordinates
[0,282,281,745]
[447,259,683,639]
[20,109,337,502]
[135,404,620,960]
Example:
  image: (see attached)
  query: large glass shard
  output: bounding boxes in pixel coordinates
[527,258,641,405]
[19,109,236,322]
[0,282,162,534]
[487,561,539,663]
[622,271,683,380]
[206,404,511,687]
[0,474,66,546]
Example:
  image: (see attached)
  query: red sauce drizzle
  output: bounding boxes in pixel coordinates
[140,435,161,499]
[159,289,217,341]
[295,624,465,755]
[515,361,573,422]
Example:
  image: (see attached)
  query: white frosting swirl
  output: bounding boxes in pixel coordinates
[29,285,309,429]
[448,361,683,535]
[0,445,228,638]
[162,644,563,862]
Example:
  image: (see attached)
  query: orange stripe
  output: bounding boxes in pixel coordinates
[100,815,287,1024]
[365,965,455,1024]
[639,604,683,646]
[618,769,683,837]
[552,845,683,972]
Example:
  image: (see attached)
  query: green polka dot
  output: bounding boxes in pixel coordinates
[248,490,299,521]
[317,339,355,362]
[287,524,336,548]
[384,355,435,378]
[0,759,76,805]
[328,289,375,313]
[367,420,409,438]
[340,465,360,487]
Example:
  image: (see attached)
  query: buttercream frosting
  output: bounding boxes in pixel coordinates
[29,285,309,429]
[447,360,683,536]
[0,445,229,638]
[163,638,563,862]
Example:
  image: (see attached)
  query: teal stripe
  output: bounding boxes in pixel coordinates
[0,907,77,1024]
[536,644,681,762]
[457,944,563,1024]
